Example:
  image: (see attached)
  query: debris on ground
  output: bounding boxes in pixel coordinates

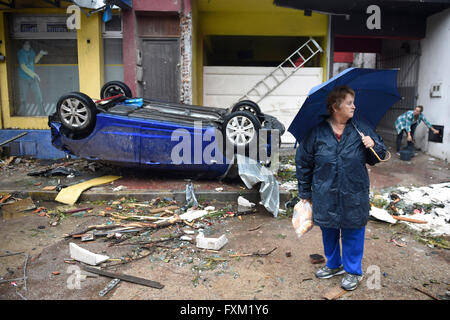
[236,154,280,217]
[237,196,256,214]
[413,286,440,300]
[309,254,325,264]
[184,181,198,209]
[196,232,228,250]
[99,278,121,297]
[370,183,450,236]
[323,286,348,300]
[55,175,121,205]
[229,247,277,258]
[81,265,164,289]
[69,242,110,265]
[237,196,255,208]
[27,166,80,178]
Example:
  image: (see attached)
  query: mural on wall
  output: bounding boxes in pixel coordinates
[17,40,47,116]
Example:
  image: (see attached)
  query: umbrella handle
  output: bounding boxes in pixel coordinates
[369,147,391,162]
[351,121,390,162]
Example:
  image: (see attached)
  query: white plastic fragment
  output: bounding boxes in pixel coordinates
[69,242,110,266]
[180,235,193,241]
[179,209,208,222]
[369,206,397,224]
[196,232,228,250]
[204,206,216,211]
[237,196,255,208]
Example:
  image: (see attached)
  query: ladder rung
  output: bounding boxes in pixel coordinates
[268,74,280,83]
[255,81,269,92]
[296,51,305,61]
[261,80,272,90]
[287,59,296,67]
[250,87,262,96]
[278,67,288,76]
[305,44,315,54]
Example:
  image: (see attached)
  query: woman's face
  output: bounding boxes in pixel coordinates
[333,93,356,121]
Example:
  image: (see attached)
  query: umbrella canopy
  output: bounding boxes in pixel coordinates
[288,67,401,143]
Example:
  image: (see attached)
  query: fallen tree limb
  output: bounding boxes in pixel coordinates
[393,216,427,224]
[229,247,277,258]
[66,222,158,238]
[114,231,184,247]
[103,249,155,269]
[413,286,439,300]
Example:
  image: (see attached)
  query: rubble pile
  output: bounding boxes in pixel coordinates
[370,182,450,236]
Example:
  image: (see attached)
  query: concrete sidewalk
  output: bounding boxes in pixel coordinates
[0,145,449,207]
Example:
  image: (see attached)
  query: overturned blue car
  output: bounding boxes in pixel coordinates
[48,81,285,178]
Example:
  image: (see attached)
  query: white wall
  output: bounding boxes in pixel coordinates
[203,67,323,143]
[416,8,450,161]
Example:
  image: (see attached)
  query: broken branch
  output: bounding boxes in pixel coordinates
[393,216,427,224]
[229,247,277,258]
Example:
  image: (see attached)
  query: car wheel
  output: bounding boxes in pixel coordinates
[56,92,97,134]
[231,100,262,117]
[222,111,261,153]
[100,81,132,99]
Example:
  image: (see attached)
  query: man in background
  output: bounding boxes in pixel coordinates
[395,105,439,154]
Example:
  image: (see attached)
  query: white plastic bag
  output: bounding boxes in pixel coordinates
[291,200,313,239]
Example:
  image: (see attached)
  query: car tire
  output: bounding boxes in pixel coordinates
[100,81,133,99]
[56,92,97,134]
[222,111,261,156]
[231,100,262,117]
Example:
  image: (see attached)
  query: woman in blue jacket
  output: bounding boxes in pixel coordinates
[296,85,386,291]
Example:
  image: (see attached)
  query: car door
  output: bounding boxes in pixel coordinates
[139,118,184,166]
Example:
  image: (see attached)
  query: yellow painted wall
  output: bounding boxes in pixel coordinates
[0,8,104,129]
[77,12,103,99]
[192,0,329,105]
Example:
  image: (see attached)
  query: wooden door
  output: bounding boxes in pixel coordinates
[142,38,180,103]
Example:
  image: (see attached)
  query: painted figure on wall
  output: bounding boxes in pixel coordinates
[17,40,48,115]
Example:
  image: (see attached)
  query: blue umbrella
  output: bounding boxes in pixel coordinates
[288,67,401,144]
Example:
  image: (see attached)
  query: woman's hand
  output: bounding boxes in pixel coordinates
[361,134,375,149]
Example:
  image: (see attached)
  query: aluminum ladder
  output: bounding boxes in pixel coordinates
[239,37,323,103]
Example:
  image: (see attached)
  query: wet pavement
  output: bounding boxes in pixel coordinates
[0,144,449,205]
[0,143,449,301]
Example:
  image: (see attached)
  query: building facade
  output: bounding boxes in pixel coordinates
[0,0,330,154]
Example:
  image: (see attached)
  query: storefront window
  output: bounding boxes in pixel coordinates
[103,14,123,83]
[9,15,79,117]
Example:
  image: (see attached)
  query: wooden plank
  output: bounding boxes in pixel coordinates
[393,216,427,224]
[323,286,348,300]
[82,266,164,289]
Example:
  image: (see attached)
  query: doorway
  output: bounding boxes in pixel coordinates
[141,38,180,103]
